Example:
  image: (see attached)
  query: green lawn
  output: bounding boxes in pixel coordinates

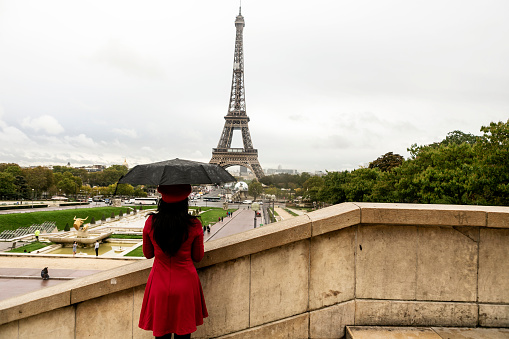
[284,208,299,216]
[109,234,143,239]
[125,246,144,257]
[0,207,134,233]
[197,208,236,227]
[8,241,53,253]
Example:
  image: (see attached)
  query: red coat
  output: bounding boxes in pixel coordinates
[139,216,208,336]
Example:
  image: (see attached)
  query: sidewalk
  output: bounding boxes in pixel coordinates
[274,207,294,221]
[204,208,262,242]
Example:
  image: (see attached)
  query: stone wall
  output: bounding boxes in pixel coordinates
[0,203,508,338]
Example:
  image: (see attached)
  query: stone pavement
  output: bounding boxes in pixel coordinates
[0,256,131,301]
[204,208,263,242]
[274,207,294,221]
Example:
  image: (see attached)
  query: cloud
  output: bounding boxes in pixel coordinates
[64,134,96,148]
[112,128,138,138]
[92,39,165,79]
[21,115,64,135]
[0,125,31,144]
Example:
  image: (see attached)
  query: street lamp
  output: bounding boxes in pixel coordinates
[252,202,260,228]
[31,189,34,208]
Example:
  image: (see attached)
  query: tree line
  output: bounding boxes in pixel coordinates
[0,163,147,200]
[255,120,508,206]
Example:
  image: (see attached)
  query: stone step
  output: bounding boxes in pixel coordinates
[346,326,509,339]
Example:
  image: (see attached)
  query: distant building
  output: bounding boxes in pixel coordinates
[77,165,106,172]
[265,165,298,175]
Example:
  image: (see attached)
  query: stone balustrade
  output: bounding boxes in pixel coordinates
[0,202,508,338]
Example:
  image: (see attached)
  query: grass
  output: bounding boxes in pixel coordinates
[284,208,299,217]
[109,234,143,239]
[197,208,236,227]
[125,246,144,257]
[8,241,53,253]
[0,207,133,233]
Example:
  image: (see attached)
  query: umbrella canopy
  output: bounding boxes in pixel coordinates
[117,158,236,186]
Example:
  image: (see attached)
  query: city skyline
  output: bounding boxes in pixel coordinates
[1,1,508,173]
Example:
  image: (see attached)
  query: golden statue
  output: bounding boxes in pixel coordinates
[73,216,89,231]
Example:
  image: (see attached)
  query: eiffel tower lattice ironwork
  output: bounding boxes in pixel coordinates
[210,7,264,180]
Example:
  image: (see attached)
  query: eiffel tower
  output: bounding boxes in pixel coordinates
[210,7,264,180]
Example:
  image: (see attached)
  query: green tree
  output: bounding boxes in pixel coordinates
[112,183,135,196]
[368,152,404,172]
[134,186,148,197]
[23,166,54,197]
[440,130,479,146]
[248,180,263,201]
[472,120,509,205]
[302,176,324,202]
[0,172,16,198]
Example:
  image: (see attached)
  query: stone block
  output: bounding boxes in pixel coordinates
[19,306,74,339]
[485,206,509,228]
[198,215,311,269]
[0,320,18,339]
[132,284,153,339]
[356,203,486,227]
[308,203,360,236]
[479,228,509,303]
[416,226,478,302]
[309,227,355,309]
[356,225,417,300]
[309,301,355,339]
[346,326,441,339]
[250,240,309,327]
[479,304,509,328]
[76,288,134,338]
[433,326,509,339]
[355,299,477,327]
[194,256,250,338]
[215,313,309,339]
[71,259,152,304]
[0,282,71,325]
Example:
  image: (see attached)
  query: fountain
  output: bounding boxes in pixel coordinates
[48,215,112,247]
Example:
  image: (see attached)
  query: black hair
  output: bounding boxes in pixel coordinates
[150,198,194,256]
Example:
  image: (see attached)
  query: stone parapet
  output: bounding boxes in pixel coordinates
[0,203,508,338]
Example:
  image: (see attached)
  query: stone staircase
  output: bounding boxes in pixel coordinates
[346,326,509,339]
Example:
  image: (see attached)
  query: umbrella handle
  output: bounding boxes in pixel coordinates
[112,175,124,196]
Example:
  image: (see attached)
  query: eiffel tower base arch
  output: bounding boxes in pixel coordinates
[210,150,264,180]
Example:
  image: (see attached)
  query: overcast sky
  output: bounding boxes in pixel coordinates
[0,1,508,173]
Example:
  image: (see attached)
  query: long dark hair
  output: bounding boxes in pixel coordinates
[150,198,195,256]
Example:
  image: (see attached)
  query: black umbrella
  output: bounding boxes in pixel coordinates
[116,158,236,186]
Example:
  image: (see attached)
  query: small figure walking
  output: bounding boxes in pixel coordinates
[94,240,99,257]
[221,216,223,222]
[34,229,40,242]
[72,241,77,257]
[41,267,49,280]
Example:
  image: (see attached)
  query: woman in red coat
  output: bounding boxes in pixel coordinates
[139,184,208,338]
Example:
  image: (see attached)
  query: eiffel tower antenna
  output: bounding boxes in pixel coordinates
[210,7,264,179]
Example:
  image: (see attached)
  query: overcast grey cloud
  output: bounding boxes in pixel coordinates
[0,0,508,172]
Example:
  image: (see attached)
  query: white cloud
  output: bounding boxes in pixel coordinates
[64,134,96,148]
[112,128,138,138]
[21,115,64,135]
[92,39,165,79]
